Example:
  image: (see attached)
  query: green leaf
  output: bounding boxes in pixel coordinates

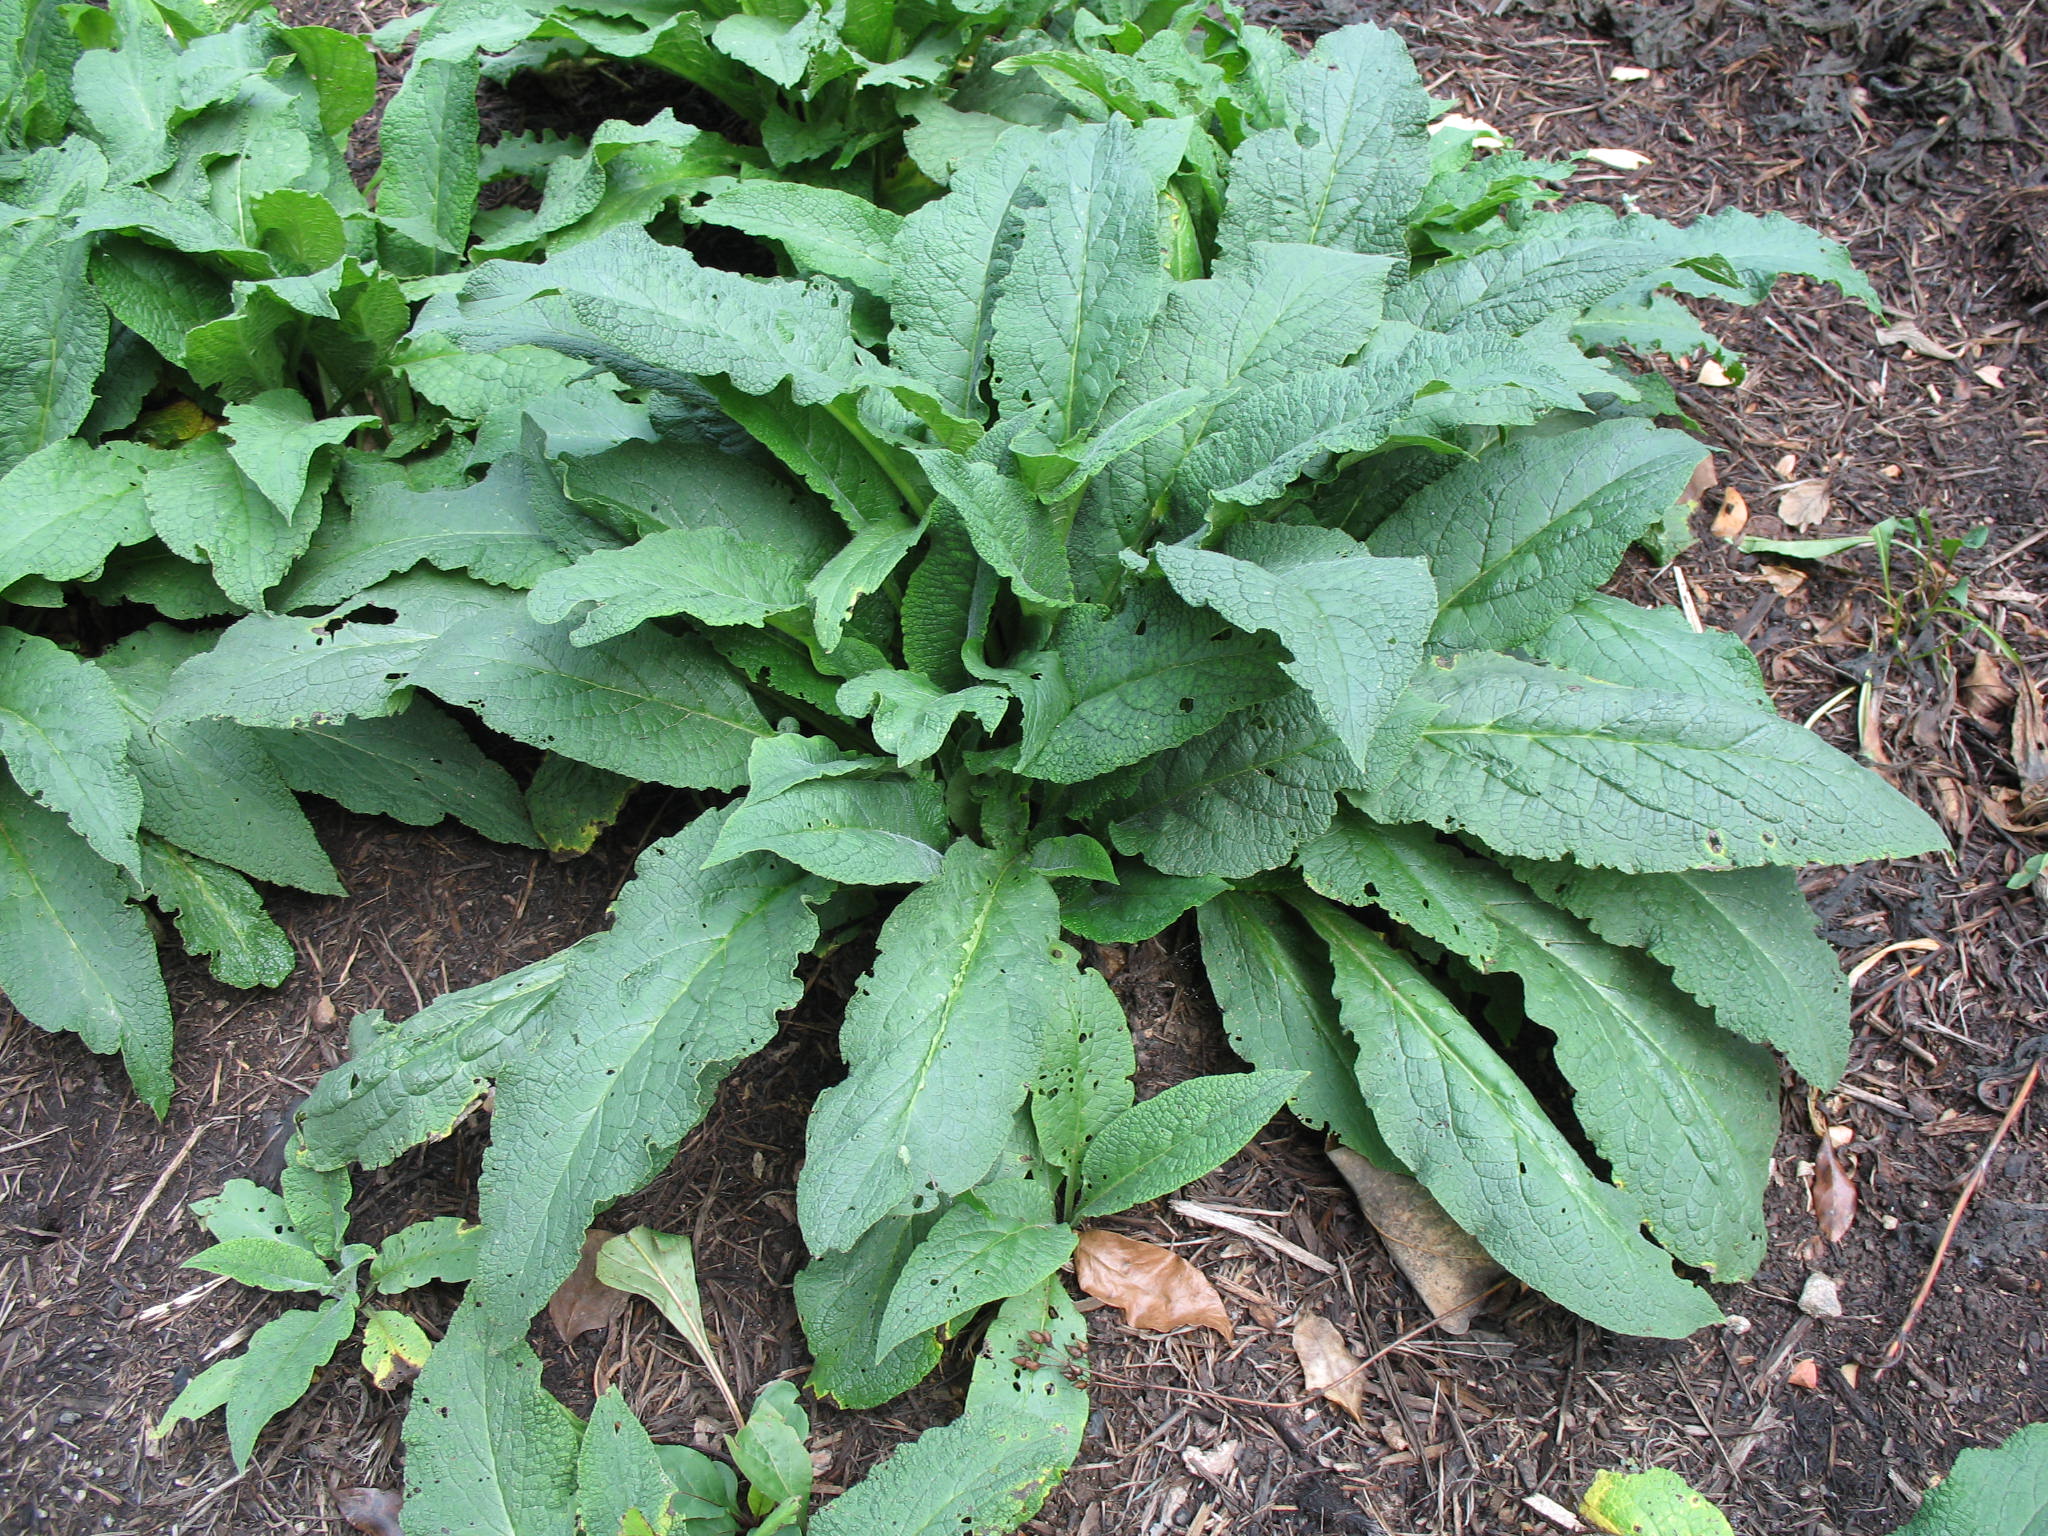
[526,753,634,857]
[695,180,903,297]
[220,388,373,519]
[1291,893,1721,1339]
[1196,890,1391,1164]
[888,131,1041,420]
[988,118,1171,442]
[595,1228,739,1421]
[529,526,817,641]
[877,1178,1075,1354]
[1302,818,1777,1277]
[1029,964,1135,1180]
[1009,583,1287,785]
[799,841,1069,1254]
[151,1355,244,1447]
[915,451,1073,609]
[806,512,924,650]
[1097,693,1356,880]
[1053,863,1226,944]
[472,811,822,1335]
[1524,594,1772,709]
[145,435,323,611]
[1360,651,1948,872]
[281,453,585,610]
[1385,234,1675,336]
[1073,1069,1303,1219]
[370,1216,481,1292]
[796,1212,944,1411]
[0,173,108,473]
[1026,833,1114,883]
[728,1380,812,1517]
[578,1388,688,1536]
[376,54,481,274]
[1510,860,1849,1087]
[280,1134,352,1258]
[155,606,444,731]
[361,1307,434,1389]
[709,734,948,887]
[1579,1468,1734,1536]
[809,1281,1087,1536]
[0,438,154,592]
[1367,419,1708,651]
[183,1236,334,1292]
[1894,1422,2048,1536]
[1621,207,1881,311]
[297,948,574,1172]
[1156,524,1435,772]
[257,699,542,850]
[279,25,378,140]
[403,1302,583,1536]
[191,1180,312,1248]
[0,625,142,872]
[404,605,769,790]
[1218,25,1433,261]
[837,671,1010,768]
[138,836,296,989]
[221,1295,358,1468]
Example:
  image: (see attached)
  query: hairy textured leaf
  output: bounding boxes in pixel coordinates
[184,1236,333,1293]
[0,438,154,592]
[1030,963,1136,1180]
[1385,235,1674,336]
[1197,891,1389,1163]
[799,841,1069,1254]
[138,835,295,990]
[1524,594,1771,709]
[1368,419,1706,650]
[0,626,142,872]
[530,526,816,641]
[1218,26,1432,261]
[376,54,481,274]
[1294,894,1721,1338]
[0,202,108,475]
[405,605,768,789]
[371,1215,481,1292]
[577,1389,688,1536]
[877,1177,1072,1355]
[403,1302,582,1536]
[215,1296,357,1469]
[1362,652,1947,871]
[916,450,1072,608]
[145,435,322,611]
[1894,1422,2048,1536]
[1509,860,1850,1087]
[221,389,375,520]
[1156,524,1435,771]
[361,1307,434,1389]
[472,811,821,1334]
[837,671,1010,768]
[297,948,576,1171]
[695,180,903,296]
[1054,863,1227,944]
[708,733,947,886]
[1074,1069,1303,1219]
[796,1213,944,1411]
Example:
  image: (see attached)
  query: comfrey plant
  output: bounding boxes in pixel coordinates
[144,16,1941,1531]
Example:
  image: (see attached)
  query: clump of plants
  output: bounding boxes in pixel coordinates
[3,0,1948,1527]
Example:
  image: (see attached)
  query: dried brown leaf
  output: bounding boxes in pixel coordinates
[1680,458,1718,513]
[1873,321,1960,361]
[1773,453,1799,480]
[1073,1229,1232,1341]
[1961,652,2014,723]
[548,1227,627,1343]
[1777,479,1831,529]
[1710,485,1750,542]
[1292,1312,1366,1422]
[1810,1136,1857,1244]
[1328,1148,1507,1333]
[1759,564,1806,598]
[337,1488,402,1536]
[2012,670,2048,799]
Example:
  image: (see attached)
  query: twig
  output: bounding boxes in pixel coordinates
[1169,1199,1336,1275]
[1873,1060,2039,1374]
[108,1122,209,1265]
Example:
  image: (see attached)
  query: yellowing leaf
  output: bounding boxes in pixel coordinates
[1580,1468,1734,1536]
[361,1309,433,1389]
[1072,1228,1231,1341]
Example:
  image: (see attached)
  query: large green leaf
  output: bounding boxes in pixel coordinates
[876,1177,1074,1354]
[375,54,481,275]
[220,388,375,520]
[1217,25,1433,261]
[405,605,769,789]
[1028,964,1135,1182]
[1367,419,1706,651]
[1196,890,1390,1164]
[1509,860,1849,1087]
[1895,1422,2048,1536]
[145,434,323,611]
[915,450,1073,609]
[0,626,142,873]
[707,733,948,887]
[256,699,541,850]
[219,1295,358,1469]
[694,180,903,297]
[1301,817,1778,1276]
[1007,582,1287,785]
[472,810,822,1334]
[0,196,108,475]
[1073,1068,1304,1219]
[528,526,817,641]
[138,835,296,990]
[1524,594,1772,709]
[577,1389,692,1536]
[1156,524,1435,772]
[810,1282,1088,1536]
[297,948,577,1172]
[1291,894,1721,1339]
[795,1212,944,1411]
[1385,234,1675,336]
[0,769,171,1111]
[1095,693,1356,880]
[0,438,154,592]
[403,1302,583,1536]
[1361,652,1947,872]
[987,117,1173,441]
[798,840,1069,1254]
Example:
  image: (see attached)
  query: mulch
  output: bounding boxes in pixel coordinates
[4,2,2045,1533]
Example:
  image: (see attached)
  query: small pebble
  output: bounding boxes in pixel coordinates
[1800,1271,1843,1318]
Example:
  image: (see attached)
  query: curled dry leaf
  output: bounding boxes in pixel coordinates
[337,1488,402,1536]
[1777,479,1831,529]
[1292,1312,1366,1422]
[1975,365,2006,389]
[1961,652,2015,723]
[1710,485,1751,542]
[1695,358,1734,388]
[1759,564,1806,598]
[548,1227,627,1343]
[1810,1132,1858,1244]
[1583,147,1651,170]
[1680,456,1718,513]
[1073,1228,1232,1341]
[1328,1147,1506,1333]
[1873,321,1961,361]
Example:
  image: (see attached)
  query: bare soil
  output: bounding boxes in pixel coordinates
[4,2,2045,1533]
